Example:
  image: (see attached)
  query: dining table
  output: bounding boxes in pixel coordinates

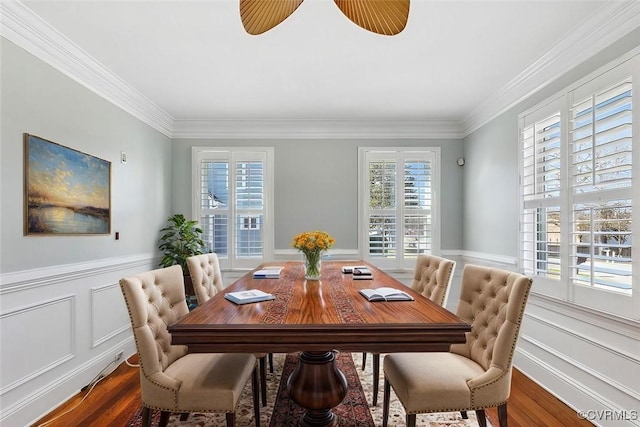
[168,260,471,427]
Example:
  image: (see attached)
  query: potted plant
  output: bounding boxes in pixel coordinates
[158,214,206,296]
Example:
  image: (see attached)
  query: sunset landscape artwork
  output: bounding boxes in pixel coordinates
[24,134,111,235]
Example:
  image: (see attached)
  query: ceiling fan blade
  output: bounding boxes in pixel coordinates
[334,0,410,36]
[240,0,304,35]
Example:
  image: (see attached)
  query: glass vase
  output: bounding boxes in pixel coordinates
[304,253,322,280]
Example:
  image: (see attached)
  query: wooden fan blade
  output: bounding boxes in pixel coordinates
[240,0,304,35]
[334,0,410,35]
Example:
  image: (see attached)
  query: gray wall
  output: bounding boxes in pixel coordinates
[463,27,640,257]
[171,138,465,252]
[0,38,171,426]
[1,38,173,272]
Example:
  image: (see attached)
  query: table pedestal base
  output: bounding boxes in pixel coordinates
[286,351,348,427]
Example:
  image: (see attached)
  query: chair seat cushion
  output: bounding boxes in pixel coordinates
[164,353,256,412]
[384,352,485,413]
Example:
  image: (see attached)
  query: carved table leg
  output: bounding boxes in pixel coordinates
[286,351,348,427]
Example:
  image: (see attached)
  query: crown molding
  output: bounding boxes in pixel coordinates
[3,1,638,140]
[0,0,174,137]
[171,118,464,139]
[461,1,640,137]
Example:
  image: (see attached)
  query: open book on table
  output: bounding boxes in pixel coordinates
[225,289,276,305]
[359,287,414,302]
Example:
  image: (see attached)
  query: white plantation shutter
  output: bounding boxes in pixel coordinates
[193,148,273,269]
[199,159,229,257]
[571,80,632,194]
[520,102,562,280]
[362,149,439,269]
[235,161,264,257]
[522,112,562,201]
[368,158,397,257]
[403,160,432,257]
[570,79,633,293]
[519,53,638,318]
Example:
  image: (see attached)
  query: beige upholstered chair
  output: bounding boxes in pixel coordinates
[186,253,272,406]
[382,264,532,427]
[362,254,456,405]
[120,265,260,427]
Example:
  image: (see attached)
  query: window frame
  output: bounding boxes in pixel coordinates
[518,51,639,319]
[358,147,441,270]
[192,147,274,270]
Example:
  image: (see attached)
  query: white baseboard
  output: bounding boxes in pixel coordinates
[2,337,136,427]
[514,348,640,427]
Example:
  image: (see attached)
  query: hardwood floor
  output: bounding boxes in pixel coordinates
[33,355,592,427]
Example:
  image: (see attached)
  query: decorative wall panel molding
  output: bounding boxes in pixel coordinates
[520,330,640,401]
[524,311,639,365]
[0,336,134,424]
[0,295,75,395]
[515,346,640,425]
[527,293,640,341]
[0,254,157,294]
[90,283,130,348]
[459,250,518,266]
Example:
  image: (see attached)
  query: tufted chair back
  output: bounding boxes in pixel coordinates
[120,265,189,395]
[411,254,456,306]
[186,253,224,305]
[451,264,532,376]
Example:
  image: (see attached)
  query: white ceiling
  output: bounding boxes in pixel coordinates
[6,1,640,137]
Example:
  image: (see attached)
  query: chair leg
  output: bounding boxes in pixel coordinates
[141,407,152,427]
[498,402,508,427]
[406,414,416,427]
[362,351,367,370]
[158,411,170,427]
[259,356,267,407]
[226,412,235,427]
[476,409,487,427]
[460,411,468,419]
[382,377,391,427]
[252,366,261,427]
[268,353,274,373]
[372,353,380,406]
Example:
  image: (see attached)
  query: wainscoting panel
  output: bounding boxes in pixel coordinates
[0,254,156,427]
[91,282,130,348]
[0,295,75,396]
[517,296,640,426]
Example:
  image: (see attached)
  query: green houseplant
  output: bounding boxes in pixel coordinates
[158,214,205,296]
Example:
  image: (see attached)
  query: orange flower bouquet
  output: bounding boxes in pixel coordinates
[292,230,335,280]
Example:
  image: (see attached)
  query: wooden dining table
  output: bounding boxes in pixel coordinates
[169,260,471,427]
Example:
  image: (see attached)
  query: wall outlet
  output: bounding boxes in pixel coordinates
[115,351,124,362]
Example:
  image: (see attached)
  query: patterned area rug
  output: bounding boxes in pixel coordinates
[268,352,373,426]
[127,353,486,426]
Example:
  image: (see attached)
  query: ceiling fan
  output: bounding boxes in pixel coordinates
[240,0,410,36]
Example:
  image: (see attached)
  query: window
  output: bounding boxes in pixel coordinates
[359,148,440,270]
[240,216,261,230]
[521,104,562,282]
[570,80,632,295]
[519,53,638,318]
[192,148,274,269]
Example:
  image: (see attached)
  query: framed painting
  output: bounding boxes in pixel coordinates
[24,133,111,235]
